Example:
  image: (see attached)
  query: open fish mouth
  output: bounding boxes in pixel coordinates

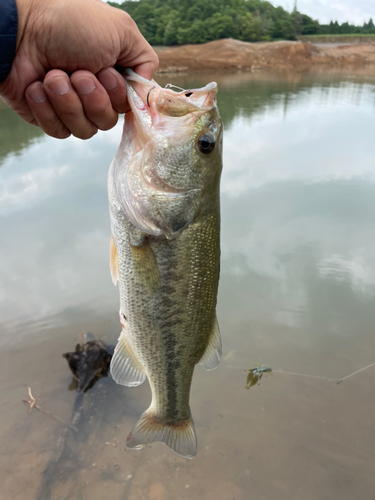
[124,68,218,118]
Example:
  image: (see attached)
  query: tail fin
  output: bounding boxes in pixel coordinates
[126,409,197,459]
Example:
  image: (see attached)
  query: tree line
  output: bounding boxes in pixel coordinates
[108,0,375,45]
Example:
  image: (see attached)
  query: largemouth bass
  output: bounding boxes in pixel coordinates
[108,69,223,459]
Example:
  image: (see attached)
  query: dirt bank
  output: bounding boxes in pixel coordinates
[154,38,375,73]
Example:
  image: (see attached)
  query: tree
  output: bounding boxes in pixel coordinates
[177,20,209,45]
[301,14,319,35]
[163,18,180,46]
[107,0,374,45]
[206,13,238,40]
[238,12,263,42]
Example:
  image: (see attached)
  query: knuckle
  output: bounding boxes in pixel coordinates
[50,125,70,139]
[152,53,159,71]
[41,114,64,130]
[115,9,135,32]
[39,115,70,139]
[70,69,91,80]
[119,10,133,24]
[88,102,110,117]
[99,115,118,131]
[48,128,71,139]
[56,131,71,139]
[28,118,39,126]
[44,69,68,82]
[74,127,98,140]
[61,107,82,120]
[113,102,129,114]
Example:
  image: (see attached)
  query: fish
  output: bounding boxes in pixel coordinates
[107,69,223,459]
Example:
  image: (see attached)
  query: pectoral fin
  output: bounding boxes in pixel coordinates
[110,331,146,387]
[198,316,222,371]
[130,240,160,293]
[110,234,118,286]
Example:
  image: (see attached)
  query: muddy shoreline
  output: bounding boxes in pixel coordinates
[154,38,375,74]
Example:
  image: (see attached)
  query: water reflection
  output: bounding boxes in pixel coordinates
[1,71,375,341]
[0,103,44,166]
[1,70,375,499]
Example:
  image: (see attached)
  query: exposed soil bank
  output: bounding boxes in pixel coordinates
[154,38,375,73]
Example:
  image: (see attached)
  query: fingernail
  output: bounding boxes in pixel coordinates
[98,71,118,91]
[27,85,46,103]
[48,77,70,96]
[73,77,96,95]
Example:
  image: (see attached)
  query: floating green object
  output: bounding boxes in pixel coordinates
[245,364,273,389]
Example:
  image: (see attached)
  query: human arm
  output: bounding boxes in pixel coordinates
[0,0,158,139]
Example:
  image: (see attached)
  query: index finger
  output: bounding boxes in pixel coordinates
[96,67,129,114]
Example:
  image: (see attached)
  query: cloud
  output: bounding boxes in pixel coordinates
[318,254,375,293]
[0,164,71,215]
[221,81,375,195]
[270,0,375,24]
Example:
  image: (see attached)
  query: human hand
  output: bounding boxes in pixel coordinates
[0,0,158,139]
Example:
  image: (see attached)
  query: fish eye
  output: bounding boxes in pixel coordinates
[197,133,215,155]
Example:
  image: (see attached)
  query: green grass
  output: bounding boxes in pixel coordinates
[297,34,375,44]
[300,34,375,37]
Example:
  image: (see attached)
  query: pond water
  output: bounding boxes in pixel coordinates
[1,69,375,500]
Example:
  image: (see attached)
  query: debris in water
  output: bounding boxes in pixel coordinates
[63,339,112,392]
[245,361,375,386]
[22,387,78,431]
[245,364,273,389]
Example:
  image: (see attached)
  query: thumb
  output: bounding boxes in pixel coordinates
[114,11,159,79]
[133,61,159,81]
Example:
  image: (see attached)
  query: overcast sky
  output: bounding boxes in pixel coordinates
[270,0,375,25]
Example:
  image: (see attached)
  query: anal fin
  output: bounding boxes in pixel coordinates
[198,316,222,371]
[110,331,146,387]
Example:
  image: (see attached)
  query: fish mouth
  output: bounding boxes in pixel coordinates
[125,69,218,118]
[153,84,217,117]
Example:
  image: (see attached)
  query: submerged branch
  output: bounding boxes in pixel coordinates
[22,387,78,432]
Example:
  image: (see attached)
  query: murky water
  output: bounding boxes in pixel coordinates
[1,69,375,500]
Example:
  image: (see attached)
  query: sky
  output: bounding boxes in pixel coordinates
[270,0,375,25]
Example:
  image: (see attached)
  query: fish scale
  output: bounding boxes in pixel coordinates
[108,69,223,458]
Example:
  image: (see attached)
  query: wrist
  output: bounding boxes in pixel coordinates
[15,0,36,50]
[0,0,18,82]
